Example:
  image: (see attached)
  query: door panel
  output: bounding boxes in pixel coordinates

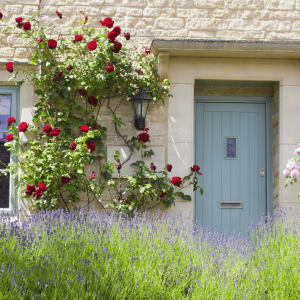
[195,102,266,235]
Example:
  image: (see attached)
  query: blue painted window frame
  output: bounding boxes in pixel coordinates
[194,95,274,220]
[0,86,19,213]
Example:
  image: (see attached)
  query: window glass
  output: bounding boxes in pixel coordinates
[0,174,9,208]
[226,138,236,158]
[0,95,11,132]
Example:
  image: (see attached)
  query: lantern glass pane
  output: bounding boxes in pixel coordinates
[133,101,142,118]
[141,100,150,118]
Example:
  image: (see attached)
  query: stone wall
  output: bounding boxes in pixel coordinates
[2,0,300,59]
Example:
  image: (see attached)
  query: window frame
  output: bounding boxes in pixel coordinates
[0,86,19,213]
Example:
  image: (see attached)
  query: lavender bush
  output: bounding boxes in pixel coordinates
[0,207,299,299]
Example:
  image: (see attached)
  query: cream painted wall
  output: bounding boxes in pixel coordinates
[167,57,300,216]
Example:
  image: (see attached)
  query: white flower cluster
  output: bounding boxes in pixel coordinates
[283,143,300,179]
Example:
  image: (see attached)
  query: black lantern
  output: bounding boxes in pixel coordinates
[130,88,152,130]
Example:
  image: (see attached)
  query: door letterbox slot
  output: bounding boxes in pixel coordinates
[219,201,243,209]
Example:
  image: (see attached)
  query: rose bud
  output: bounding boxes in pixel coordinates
[90,172,95,180]
[66,65,73,71]
[116,162,122,170]
[144,47,150,54]
[37,37,43,43]
[124,32,130,40]
[150,163,156,171]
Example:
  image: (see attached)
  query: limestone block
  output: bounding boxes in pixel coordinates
[194,86,213,95]
[137,29,168,36]
[216,30,244,39]
[253,10,275,20]
[101,6,116,15]
[6,5,23,14]
[105,0,122,4]
[143,8,160,17]
[272,111,279,126]
[264,0,295,10]
[125,17,138,27]
[160,8,176,17]
[7,34,32,48]
[212,9,229,18]
[244,31,265,38]
[154,18,184,30]
[8,0,38,4]
[292,21,300,31]
[0,47,14,58]
[228,19,263,31]
[189,30,215,38]
[168,29,190,36]
[152,115,167,122]
[148,102,167,115]
[15,48,34,59]
[194,0,224,8]
[67,0,104,4]
[118,7,143,17]
[263,20,291,32]
[176,9,208,18]
[265,32,296,39]
[23,6,39,14]
[148,0,168,7]
[187,18,228,30]
[106,146,165,177]
[40,0,66,4]
[123,0,147,6]
[169,0,194,7]
[275,10,300,19]
[0,34,7,48]
[241,10,253,19]
[225,0,263,9]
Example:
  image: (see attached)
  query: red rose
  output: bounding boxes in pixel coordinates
[15,17,22,23]
[57,70,63,78]
[138,69,143,75]
[17,22,23,29]
[85,16,88,21]
[19,122,28,132]
[100,17,114,28]
[56,10,62,19]
[23,22,31,31]
[86,141,96,153]
[80,125,89,132]
[27,184,36,192]
[150,163,156,171]
[34,190,43,199]
[125,198,131,204]
[145,47,150,54]
[116,162,122,170]
[61,176,71,184]
[124,32,130,40]
[0,13,3,19]
[7,117,16,124]
[160,191,166,199]
[48,39,57,49]
[69,142,76,150]
[43,125,52,133]
[6,62,13,73]
[74,35,83,43]
[166,164,172,172]
[90,171,95,180]
[5,134,13,141]
[138,132,150,143]
[66,65,73,71]
[191,165,200,172]
[88,96,98,107]
[171,176,182,187]
[111,41,122,54]
[91,123,98,130]
[37,37,43,43]
[107,26,121,42]
[88,40,97,51]
[142,125,149,132]
[38,182,47,192]
[106,65,114,73]
[78,89,85,96]
[53,75,59,82]
[50,129,60,136]
[25,190,32,196]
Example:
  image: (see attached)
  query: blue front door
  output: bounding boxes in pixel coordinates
[195,102,266,235]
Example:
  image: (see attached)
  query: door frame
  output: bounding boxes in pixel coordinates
[194,96,274,226]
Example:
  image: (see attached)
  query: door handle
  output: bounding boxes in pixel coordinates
[260,168,265,177]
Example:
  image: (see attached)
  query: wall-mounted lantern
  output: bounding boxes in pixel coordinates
[130,88,152,130]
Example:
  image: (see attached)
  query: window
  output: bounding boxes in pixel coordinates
[0,87,19,211]
[225,137,238,160]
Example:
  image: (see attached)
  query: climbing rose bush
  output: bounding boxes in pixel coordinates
[0,10,202,212]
